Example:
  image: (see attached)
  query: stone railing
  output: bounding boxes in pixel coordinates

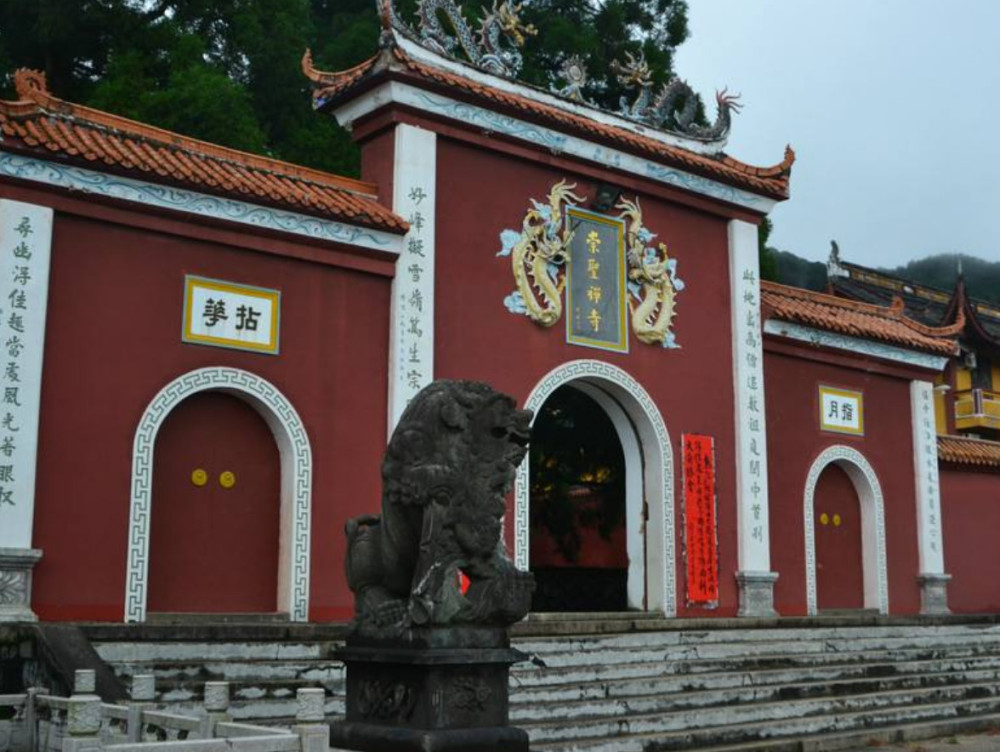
[0,671,328,752]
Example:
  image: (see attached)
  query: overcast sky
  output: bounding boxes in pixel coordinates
[673,0,1000,268]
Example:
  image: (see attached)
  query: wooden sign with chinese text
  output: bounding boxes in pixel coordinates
[819,385,864,435]
[183,276,280,355]
[683,433,719,606]
[565,207,627,353]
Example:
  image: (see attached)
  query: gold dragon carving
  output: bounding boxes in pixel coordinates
[499,180,585,327]
[617,197,681,347]
[499,182,683,347]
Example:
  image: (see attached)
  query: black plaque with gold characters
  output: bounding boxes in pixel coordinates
[566,207,628,352]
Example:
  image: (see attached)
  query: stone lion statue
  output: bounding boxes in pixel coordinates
[344,380,535,634]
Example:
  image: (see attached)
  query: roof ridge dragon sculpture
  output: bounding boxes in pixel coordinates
[380,0,739,143]
[612,50,742,141]
[385,0,536,78]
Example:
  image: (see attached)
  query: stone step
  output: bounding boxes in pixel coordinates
[510,653,1000,704]
[523,680,1000,745]
[105,659,345,684]
[93,641,336,663]
[528,694,1000,751]
[589,712,1000,752]
[514,623,1000,653]
[511,666,1000,723]
[514,631,1000,666]
[510,642,1000,687]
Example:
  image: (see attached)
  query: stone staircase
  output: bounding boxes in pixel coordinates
[81,616,1000,750]
[511,616,1000,750]
[81,623,348,725]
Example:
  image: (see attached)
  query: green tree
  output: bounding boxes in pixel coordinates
[758,216,779,282]
[0,0,692,177]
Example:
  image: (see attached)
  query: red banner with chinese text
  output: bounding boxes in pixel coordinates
[683,434,719,606]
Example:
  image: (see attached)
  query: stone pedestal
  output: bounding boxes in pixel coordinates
[918,572,951,615]
[330,627,528,752]
[0,548,42,622]
[736,570,778,618]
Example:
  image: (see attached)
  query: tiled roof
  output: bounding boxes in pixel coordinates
[938,434,1000,470]
[0,69,407,235]
[304,47,794,202]
[831,261,1000,346]
[761,281,959,357]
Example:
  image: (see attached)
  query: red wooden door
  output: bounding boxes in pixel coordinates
[814,464,864,610]
[147,392,280,613]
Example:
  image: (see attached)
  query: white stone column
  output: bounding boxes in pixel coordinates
[728,219,777,616]
[911,379,950,614]
[0,200,52,622]
[387,124,437,433]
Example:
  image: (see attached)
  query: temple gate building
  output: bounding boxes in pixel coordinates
[0,0,997,627]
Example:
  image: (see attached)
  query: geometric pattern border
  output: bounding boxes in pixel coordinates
[803,444,889,616]
[125,367,312,622]
[514,359,676,616]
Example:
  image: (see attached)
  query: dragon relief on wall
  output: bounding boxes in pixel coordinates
[497,181,685,349]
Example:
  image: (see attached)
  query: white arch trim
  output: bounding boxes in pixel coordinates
[514,359,676,616]
[125,367,313,623]
[804,445,889,616]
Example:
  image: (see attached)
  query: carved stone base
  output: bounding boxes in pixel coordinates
[736,570,778,618]
[918,572,951,615]
[330,627,528,752]
[0,548,42,622]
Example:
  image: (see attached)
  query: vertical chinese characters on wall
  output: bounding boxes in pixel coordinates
[400,185,431,404]
[683,434,718,606]
[0,216,32,508]
[741,269,766,546]
[0,200,53,550]
[918,384,942,557]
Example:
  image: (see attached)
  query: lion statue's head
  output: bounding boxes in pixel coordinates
[382,381,530,557]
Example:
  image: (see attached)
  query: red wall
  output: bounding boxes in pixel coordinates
[28,205,392,622]
[941,467,1000,613]
[430,137,742,616]
[764,347,921,616]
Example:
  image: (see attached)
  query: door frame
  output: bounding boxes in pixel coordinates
[515,359,675,616]
[803,444,888,615]
[125,366,312,623]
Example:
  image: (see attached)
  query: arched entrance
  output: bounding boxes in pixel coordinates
[529,385,628,611]
[515,360,675,616]
[804,445,888,615]
[125,367,312,623]
[146,392,280,614]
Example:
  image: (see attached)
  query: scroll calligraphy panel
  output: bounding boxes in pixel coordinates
[683,433,719,606]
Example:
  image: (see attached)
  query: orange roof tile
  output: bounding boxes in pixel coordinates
[938,435,1000,470]
[304,46,793,203]
[0,69,407,235]
[761,281,959,357]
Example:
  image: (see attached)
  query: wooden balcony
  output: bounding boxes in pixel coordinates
[955,388,1000,432]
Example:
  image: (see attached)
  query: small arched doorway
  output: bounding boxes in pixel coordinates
[529,385,628,611]
[125,366,313,623]
[147,392,280,614]
[813,464,864,610]
[804,445,889,615]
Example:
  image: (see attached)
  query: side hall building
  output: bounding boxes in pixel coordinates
[0,2,997,625]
